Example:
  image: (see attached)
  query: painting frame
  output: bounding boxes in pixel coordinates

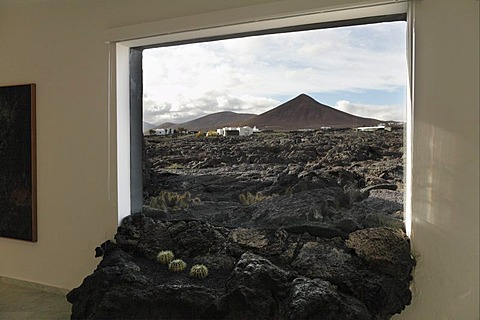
[0,84,37,242]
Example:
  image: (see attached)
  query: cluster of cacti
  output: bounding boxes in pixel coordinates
[168,259,187,272]
[155,250,208,279]
[239,192,277,205]
[149,191,201,211]
[189,264,209,279]
[156,250,174,264]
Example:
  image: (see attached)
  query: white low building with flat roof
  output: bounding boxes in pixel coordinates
[218,126,256,136]
[354,125,392,132]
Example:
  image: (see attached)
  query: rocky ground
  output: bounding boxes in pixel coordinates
[68,128,415,319]
[142,129,405,232]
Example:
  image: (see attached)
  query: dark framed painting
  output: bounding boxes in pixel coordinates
[0,84,37,242]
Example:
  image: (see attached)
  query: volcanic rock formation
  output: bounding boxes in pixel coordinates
[68,128,414,319]
[68,216,414,319]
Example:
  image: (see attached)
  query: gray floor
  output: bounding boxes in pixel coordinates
[0,282,71,320]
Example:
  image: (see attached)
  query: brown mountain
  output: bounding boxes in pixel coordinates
[240,94,382,130]
[155,122,177,129]
[143,121,157,131]
[157,111,256,132]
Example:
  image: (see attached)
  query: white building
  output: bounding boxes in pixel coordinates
[354,125,392,132]
[239,126,253,136]
[217,126,256,136]
[153,128,174,135]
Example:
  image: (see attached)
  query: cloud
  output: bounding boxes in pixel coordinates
[142,21,407,124]
[143,95,173,124]
[334,100,405,121]
[143,90,279,125]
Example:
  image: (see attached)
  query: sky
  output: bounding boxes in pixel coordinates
[143,21,407,126]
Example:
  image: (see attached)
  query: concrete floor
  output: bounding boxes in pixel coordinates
[0,282,71,320]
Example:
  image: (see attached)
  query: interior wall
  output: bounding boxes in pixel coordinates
[0,2,478,320]
[394,0,480,318]
[0,0,282,290]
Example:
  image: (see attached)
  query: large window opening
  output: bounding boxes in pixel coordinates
[106,11,417,319]
[138,18,408,234]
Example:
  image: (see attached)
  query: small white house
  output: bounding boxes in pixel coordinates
[238,126,253,136]
[153,128,174,135]
[222,127,240,136]
[217,126,256,137]
[354,125,392,132]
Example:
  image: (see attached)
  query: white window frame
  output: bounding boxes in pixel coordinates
[107,0,412,236]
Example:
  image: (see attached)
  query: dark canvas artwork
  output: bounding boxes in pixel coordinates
[0,84,36,241]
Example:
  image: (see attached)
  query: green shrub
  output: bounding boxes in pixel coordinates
[149,191,201,212]
[166,163,183,169]
[239,192,277,205]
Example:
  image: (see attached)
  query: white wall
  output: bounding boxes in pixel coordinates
[394,0,479,318]
[0,0,283,291]
[0,1,478,319]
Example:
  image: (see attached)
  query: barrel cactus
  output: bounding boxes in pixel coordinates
[189,264,208,279]
[168,259,187,272]
[156,250,174,265]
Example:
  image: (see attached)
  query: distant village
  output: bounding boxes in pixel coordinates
[146,123,398,137]
[147,126,260,137]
